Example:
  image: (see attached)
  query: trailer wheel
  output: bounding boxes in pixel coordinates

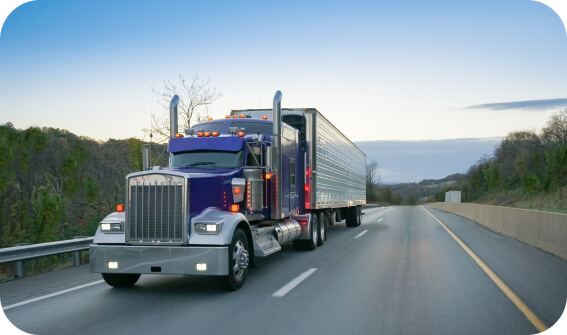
[219,228,249,291]
[101,273,140,287]
[317,211,326,246]
[356,206,362,226]
[293,213,319,251]
[346,207,357,227]
[328,210,335,226]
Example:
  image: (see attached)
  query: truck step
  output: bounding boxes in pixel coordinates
[251,226,281,257]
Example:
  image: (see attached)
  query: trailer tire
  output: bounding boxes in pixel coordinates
[101,273,140,288]
[293,213,319,251]
[328,210,335,226]
[317,211,326,246]
[356,206,362,226]
[346,207,357,227]
[219,228,249,291]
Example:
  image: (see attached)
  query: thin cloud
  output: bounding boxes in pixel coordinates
[467,98,567,111]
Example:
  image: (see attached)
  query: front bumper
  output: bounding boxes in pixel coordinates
[89,244,229,276]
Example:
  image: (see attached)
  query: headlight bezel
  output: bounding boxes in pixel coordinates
[100,221,124,233]
[194,222,221,234]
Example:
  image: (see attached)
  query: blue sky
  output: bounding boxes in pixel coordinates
[355,138,502,182]
[1,0,566,143]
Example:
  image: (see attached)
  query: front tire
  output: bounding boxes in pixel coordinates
[101,273,140,287]
[219,228,249,291]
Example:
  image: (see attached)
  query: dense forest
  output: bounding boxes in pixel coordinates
[0,123,168,249]
[367,110,567,212]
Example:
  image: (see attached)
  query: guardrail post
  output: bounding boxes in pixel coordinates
[73,251,81,267]
[15,260,24,279]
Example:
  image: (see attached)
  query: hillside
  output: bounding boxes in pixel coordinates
[366,110,567,213]
[0,124,169,248]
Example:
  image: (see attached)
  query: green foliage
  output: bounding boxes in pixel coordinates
[0,124,144,248]
[31,179,64,243]
[461,110,567,202]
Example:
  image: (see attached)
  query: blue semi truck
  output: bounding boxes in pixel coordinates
[90,91,366,290]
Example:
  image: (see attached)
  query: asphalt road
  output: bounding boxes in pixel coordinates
[1,206,567,335]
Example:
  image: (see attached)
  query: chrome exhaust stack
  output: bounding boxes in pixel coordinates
[170,95,180,138]
[271,91,282,219]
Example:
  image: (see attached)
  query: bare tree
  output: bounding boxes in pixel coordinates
[366,159,380,201]
[541,109,567,146]
[146,75,222,143]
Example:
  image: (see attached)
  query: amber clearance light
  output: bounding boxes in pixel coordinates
[116,204,124,212]
[230,204,239,212]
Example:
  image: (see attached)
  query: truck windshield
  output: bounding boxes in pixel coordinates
[170,150,244,168]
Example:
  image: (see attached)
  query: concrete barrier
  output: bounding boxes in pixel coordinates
[429,202,567,261]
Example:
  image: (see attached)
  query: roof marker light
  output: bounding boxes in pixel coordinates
[238,131,244,137]
[232,115,238,118]
[212,132,219,137]
[204,132,210,137]
[175,133,182,138]
[197,132,203,137]
[262,116,267,120]
[116,204,124,212]
[225,115,230,119]
[207,117,213,121]
[239,115,245,118]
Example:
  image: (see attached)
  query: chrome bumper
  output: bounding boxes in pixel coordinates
[89,244,229,276]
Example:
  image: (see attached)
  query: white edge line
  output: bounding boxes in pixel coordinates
[377,218,383,222]
[3,280,105,310]
[354,230,368,239]
[272,268,317,297]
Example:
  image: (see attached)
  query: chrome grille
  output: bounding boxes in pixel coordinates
[127,174,186,244]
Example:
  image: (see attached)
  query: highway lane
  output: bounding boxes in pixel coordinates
[1,206,566,335]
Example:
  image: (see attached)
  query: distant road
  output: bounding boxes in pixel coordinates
[2,206,566,335]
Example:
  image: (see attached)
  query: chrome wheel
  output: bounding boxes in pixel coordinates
[219,228,249,291]
[233,240,249,279]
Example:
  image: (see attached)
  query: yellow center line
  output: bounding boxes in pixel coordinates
[420,205,548,333]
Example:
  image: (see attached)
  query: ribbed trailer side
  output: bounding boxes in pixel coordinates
[230,108,366,211]
[312,111,366,209]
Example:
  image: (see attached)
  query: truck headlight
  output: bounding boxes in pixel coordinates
[100,222,124,232]
[195,223,220,234]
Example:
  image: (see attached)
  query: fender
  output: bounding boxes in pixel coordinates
[93,212,126,244]
[188,207,250,246]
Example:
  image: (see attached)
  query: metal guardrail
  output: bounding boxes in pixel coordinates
[0,237,94,279]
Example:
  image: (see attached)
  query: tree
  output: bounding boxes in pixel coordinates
[148,75,222,143]
[366,159,380,202]
[541,109,567,146]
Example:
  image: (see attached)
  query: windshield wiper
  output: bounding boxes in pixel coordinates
[187,161,217,167]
